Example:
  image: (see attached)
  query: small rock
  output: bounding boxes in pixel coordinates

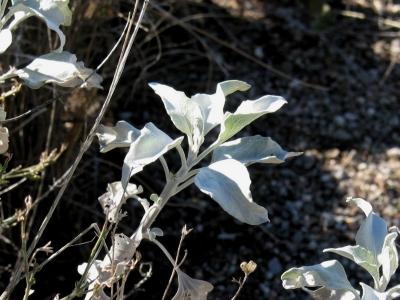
[325,148,340,159]
[387,148,400,158]
[268,257,282,276]
[334,115,346,127]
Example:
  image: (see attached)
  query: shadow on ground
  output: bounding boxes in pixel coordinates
[1,0,399,299]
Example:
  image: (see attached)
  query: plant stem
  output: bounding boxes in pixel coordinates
[231,274,249,300]
[161,226,187,300]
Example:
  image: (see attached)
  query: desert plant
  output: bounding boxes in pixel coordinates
[72,80,300,299]
[281,197,400,300]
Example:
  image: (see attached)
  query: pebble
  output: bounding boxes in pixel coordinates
[268,257,283,276]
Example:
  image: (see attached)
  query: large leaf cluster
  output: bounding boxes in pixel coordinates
[97,80,300,225]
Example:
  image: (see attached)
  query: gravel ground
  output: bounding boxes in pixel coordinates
[129,1,400,299]
[2,1,399,299]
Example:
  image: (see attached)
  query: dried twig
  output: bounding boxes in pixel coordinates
[162,225,192,300]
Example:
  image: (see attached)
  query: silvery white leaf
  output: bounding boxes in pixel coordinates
[150,227,163,237]
[324,246,380,284]
[0,0,7,20]
[7,52,102,88]
[77,260,110,300]
[212,135,301,165]
[217,95,287,143]
[348,197,373,216]
[194,159,269,225]
[281,260,360,300]
[0,67,16,84]
[378,232,399,290]
[347,198,388,260]
[360,283,387,300]
[78,260,104,282]
[0,127,8,154]
[148,82,204,149]
[136,196,150,212]
[121,122,184,186]
[105,233,136,265]
[172,270,213,300]
[149,193,159,202]
[96,121,140,153]
[0,29,12,53]
[147,227,163,241]
[98,181,142,223]
[99,232,142,286]
[216,80,251,97]
[3,0,72,52]
[387,285,400,299]
[191,80,251,134]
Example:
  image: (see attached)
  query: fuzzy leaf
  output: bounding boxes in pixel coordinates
[149,81,251,152]
[2,0,72,53]
[172,270,213,300]
[2,51,102,88]
[77,261,110,300]
[0,29,12,53]
[348,198,388,259]
[0,127,8,154]
[360,283,387,300]
[212,135,301,165]
[194,159,269,225]
[217,95,287,144]
[121,122,183,186]
[281,260,359,300]
[387,285,400,299]
[191,80,251,134]
[104,233,136,265]
[378,232,399,290]
[96,121,140,153]
[324,246,380,284]
[148,82,204,148]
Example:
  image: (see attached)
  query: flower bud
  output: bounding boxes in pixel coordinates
[240,260,257,275]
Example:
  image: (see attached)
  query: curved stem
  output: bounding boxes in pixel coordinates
[231,274,249,300]
[150,238,177,268]
[176,145,187,169]
[159,156,170,182]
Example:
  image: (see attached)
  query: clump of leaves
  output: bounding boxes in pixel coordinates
[0,0,102,88]
[281,197,400,300]
[77,80,300,299]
